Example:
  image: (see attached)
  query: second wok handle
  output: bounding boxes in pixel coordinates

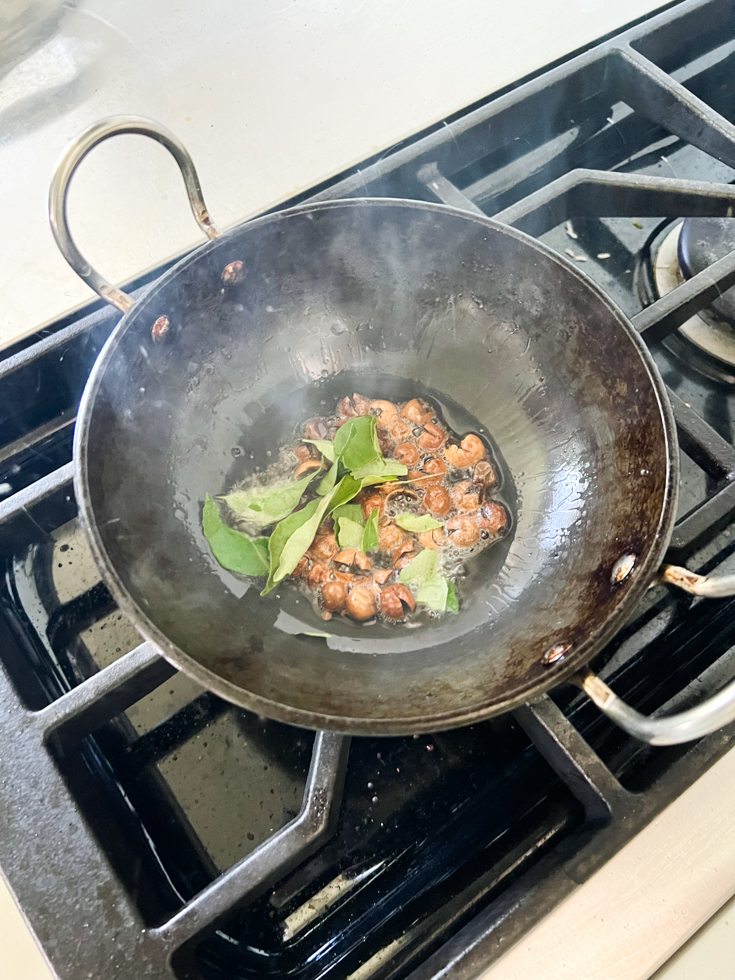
[577,561,735,744]
[575,668,735,745]
[662,563,735,598]
[49,116,220,314]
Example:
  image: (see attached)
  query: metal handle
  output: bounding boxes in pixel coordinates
[49,115,220,314]
[574,563,735,745]
[576,668,735,745]
[661,563,735,597]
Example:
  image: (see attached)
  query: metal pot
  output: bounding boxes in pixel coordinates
[49,116,735,744]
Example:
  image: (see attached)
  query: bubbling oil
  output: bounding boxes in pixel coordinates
[220,371,515,632]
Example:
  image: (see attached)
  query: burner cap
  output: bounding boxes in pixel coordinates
[678,217,735,325]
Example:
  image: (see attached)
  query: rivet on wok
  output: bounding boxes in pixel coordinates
[611,553,637,585]
[541,642,571,666]
[151,315,170,342]
[221,260,244,285]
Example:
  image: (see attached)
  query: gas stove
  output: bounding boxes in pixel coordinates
[4,1,735,978]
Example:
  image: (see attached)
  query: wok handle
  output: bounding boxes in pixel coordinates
[661,563,735,597]
[574,562,735,744]
[575,668,735,745]
[49,116,220,314]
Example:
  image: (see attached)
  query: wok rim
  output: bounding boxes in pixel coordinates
[74,197,679,734]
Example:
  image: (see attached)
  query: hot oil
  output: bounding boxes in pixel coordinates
[221,371,516,634]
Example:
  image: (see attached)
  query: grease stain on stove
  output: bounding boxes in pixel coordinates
[125,670,204,734]
[51,520,102,604]
[155,713,312,870]
[80,612,144,670]
[46,519,314,869]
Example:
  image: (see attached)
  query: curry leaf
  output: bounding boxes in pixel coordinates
[358,474,394,489]
[325,474,364,513]
[351,458,408,481]
[261,499,320,594]
[202,493,223,539]
[317,461,339,496]
[274,494,335,583]
[274,476,363,584]
[336,517,365,549]
[362,507,380,553]
[416,576,449,611]
[203,495,269,577]
[331,503,364,525]
[399,549,440,584]
[333,415,381,471]
[446,581,459,613]
[223,471,317,527]
[395,514,443,533]
[302,439,336,462]
[399,548,456,612]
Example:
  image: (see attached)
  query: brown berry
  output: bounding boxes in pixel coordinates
[379,584,416,620]
[394,443,420,466]
[424,485,451,517]
[472,459,497,487]
[306,562,330,587]
[321,581,348,613]
[345,586,377,621]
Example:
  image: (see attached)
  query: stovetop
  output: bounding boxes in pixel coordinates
[4,1,735,978]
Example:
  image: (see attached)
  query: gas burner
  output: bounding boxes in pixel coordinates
[679,217,735,324]
[652,220,735,384]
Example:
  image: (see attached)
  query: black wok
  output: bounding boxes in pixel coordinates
[53,117,727,744]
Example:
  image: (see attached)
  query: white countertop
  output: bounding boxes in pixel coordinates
[8,1,732,979]
[654,894,735,980]
[0,0,670,349]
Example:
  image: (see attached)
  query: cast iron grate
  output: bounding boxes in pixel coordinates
[3,2,735,978]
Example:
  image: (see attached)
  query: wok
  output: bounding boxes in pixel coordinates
[48,117,735,745]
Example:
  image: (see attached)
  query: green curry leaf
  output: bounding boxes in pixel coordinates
[416,576,449,611]
[203,495,270,577]
[399,548,457,613]
[446,581,459,613]
[273,476,363,584]
[325,474,363,513]
[316,461,339,496]
[336,516,365,549]
[399,549,440,584]
[261,499,320,594]
[331,503,364,525]
[223,471,317,527]
[351,458,408,481]
[362,507,380,553]
[333,415,381,471]
[302,439,336,462]
[202,493,223,539]
[394,514,443,533]
[274,494,335,584]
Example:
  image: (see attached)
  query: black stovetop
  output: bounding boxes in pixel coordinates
[4,2,735,978]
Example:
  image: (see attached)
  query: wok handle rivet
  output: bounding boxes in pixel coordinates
[541,642,572,666]
[151,315,171,342]
[222,260,245,285]
[611,553,637,585]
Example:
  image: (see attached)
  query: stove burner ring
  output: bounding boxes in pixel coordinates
[654,222,735,369]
